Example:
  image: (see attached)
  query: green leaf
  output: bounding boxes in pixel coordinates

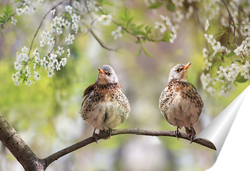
[160,31,170,42]
[145,26,152,34]
[0,30,4,37]
[225,52,235,58]
[235,72,248,83]
[154,29,158,38]
[103,1,114,6]
[124,8,130,20]
[149,2,163,9]
[4,5,12,17]
[14,0,21,2]
[166,3,175,12]
[126,17,133,27]
[119,9,131,22]
[132,30,146,36]
[234,59,241,63]
[214,52,221,57]
[136,48,142,56]
[142,46,152,58]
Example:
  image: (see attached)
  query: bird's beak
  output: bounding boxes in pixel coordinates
[98,68,105,74]
[183,62,191,70]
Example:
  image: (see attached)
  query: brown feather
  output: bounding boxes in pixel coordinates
[83,83,95,98]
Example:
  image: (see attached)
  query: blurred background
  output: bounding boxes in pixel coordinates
[0,0,249,171]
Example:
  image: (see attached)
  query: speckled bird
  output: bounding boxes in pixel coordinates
[80,65,130,140]
[159,62,203,143]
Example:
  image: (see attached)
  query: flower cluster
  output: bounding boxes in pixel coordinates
[98,15,112,26]
[154,15,178,43]
[16,0,39,16]
[12,3,79,86]
[111,26,122,40]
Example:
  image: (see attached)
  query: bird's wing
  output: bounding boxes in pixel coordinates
[82,83,95,98]
[81,83,95,107]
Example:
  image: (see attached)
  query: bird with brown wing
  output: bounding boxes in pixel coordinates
[159,62,203,143]
[80,65,131,141]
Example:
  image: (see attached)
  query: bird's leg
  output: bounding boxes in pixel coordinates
[189,127,196,144]
[92,128,98,143]
[107,127,113,139]
[175,126,180,140]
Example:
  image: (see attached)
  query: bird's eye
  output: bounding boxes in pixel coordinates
[176,68,182,72]
[105,72,110,76]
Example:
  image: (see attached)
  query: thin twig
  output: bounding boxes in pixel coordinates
[0,1,25,28]
[48,0,73,56]
[44,128,216,168]
[27,0,66,58]
[193,10,210,56]
[88,28,116,51]
[221,0,245,60]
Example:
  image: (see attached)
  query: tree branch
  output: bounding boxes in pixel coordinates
[221,0,245,60]
[27,0,66,58]
[0,1,25,29]
[0,114,45,171]
[88,28,116,51]
[44,128,216,168]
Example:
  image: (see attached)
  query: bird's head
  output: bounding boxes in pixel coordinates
[96,65,118,84]
[168,62,191,82]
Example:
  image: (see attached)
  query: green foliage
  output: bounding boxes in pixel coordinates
[224,52,235,58]
[160,31,170,42]
[235,72,248,83]
[166,2,175,12]
[0,4,13,37]
[119,8,133,28]
[97,0,114,6]
[149,2,163,9]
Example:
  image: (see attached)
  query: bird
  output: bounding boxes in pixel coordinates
[159,62,203,143]
[80,65,131,141]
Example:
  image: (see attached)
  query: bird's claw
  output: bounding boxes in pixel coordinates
[189,127,196,144]
[175,127,180,140]
[92,128,98,143]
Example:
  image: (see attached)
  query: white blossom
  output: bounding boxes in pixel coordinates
[160,15,172,26]
[60,58,67,67]
[65,5,73,14]
[50,9,56,15]
[21,46,28,53]
[111,26,122,40]
[173,10,184,23]
[56,46,64,56]
[23,6,31,14]
[205,19,209,31]
[16,8,23,16]
[72,14,80,24]
[67,49,70,58]
[47,70,54,78]
[34,71,41,82]
[65,34,75,45]
[40,57,48,67]
[154,21,166,33]
[55,62,61,71]
[11,17,17,25]
[98,15,112,25]
[203,48,209,58]
[25,80,32,86]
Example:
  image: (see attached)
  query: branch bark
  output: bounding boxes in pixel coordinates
[221,0,245,60]
[0,113,216,170]
[44,128,216,168]
[0,114,45,171]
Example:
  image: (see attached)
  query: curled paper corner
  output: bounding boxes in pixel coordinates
[195,85,249,154]
[195,85,250,170]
